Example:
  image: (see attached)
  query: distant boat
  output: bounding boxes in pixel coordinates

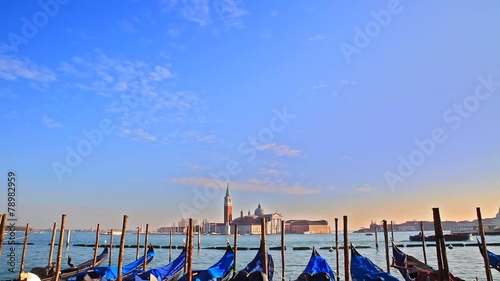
[409,232,471,242]
[302,231,312,235]
[100,230,122,236]
[365,233,373,236]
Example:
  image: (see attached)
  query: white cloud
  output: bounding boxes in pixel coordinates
[256,142,301,157]
[308,34,326,42]
[0,56,56,83]
[162,0,211,26]
[42,115,63,128]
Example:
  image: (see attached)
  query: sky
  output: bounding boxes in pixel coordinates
[1,0,500,231]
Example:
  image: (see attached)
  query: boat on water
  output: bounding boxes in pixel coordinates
[408,232,471,242]
[295,247,336,281]
[178,243,234,281]
[70,245,155,281]
[350,243,399,281]
[392,242,464,280]
[29,246,109,281]
[124,248,186,281]
[100,230,122,236]
[477,239,500,271]
[231,241,274,281]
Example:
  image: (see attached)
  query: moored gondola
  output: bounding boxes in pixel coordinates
[350,243,399,281]
[124,248,186,281]
[477,238,500,271]
[230,241,274,281]
[295,247,335,281]
[29,246,109,281]
[178,242,234,281]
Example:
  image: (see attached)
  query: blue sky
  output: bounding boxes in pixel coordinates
[1,0,500,230]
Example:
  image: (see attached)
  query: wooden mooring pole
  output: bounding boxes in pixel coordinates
[109,229,114,266]
[66,229,71,248]
[48,222,57,266]
[281,220,285,281]
[136,227,141,259]
[261,218,268,278]
[234,224,238,276]
[117,215,128,281]
[373,222,379,250]
[432,208,450,281]
[143,224,149,271]
[383,220,390,273]
[343,215,350,281]
[335,218,339,280]
[477,207,493,281]
[92,223,101,266]
[187,218,194,281]
[0,215,6,258]
[420,221,427,264]
[169,230,173,262]
[18,223,30,280]
[54,214,67,281]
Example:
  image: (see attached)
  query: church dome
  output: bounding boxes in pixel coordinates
[254,204,265,216]
[496,207,500,218]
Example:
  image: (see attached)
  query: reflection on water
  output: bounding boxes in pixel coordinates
[1,231,499,280]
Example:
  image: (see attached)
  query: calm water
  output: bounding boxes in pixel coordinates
[1,231,499,280]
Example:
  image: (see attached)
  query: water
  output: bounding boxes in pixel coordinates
[2,231,499,280]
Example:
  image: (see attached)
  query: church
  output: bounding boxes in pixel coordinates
[218,184,283,235]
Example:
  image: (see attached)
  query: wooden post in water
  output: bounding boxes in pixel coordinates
[477,207,493,281]
[66,229,71,248]
[281,220,285,281]
[390,221,394,241]
[187,218,194,281]
[143,224,149,271]
[373,222,379,249]
[432,208,449,281]
[109,229,114,266]
[117,215,128,281]
[382,220,390,273]
[420,221,427,264]
[136,227,141,259]
[335,218,339,280]
[184,225,189,274]
[169,230,173,262]
[18,223,30,280]
[0,214,6,258]
[54,214,67,281]
[197,225,201,250]
[343,215,350,281]
[93,224,101,266]
[234,224,238,276]
[261,218,268,278]
[48,222,57,266]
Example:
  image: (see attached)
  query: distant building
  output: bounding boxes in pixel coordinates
[286,220,331,234]
[231,205,283,234]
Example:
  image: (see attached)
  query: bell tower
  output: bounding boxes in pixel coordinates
[224,183,233,224]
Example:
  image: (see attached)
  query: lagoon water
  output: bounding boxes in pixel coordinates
[2,231,499,280]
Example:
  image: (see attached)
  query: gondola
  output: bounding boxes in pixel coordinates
[70,245,155,281]
[392,242,464,281]
[124,248,186,281]
[29,246,109,281]
[295,247,335,281]
[350,243,399,281]
[231,241,274,281]
[178,243,234,281]
[477,239,500,271]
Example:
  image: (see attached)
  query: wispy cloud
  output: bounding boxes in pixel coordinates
[42,115,63,128]
[161,0,211,26]
[0,56,57,83]
[171,177,320,195]
[59,50,202,142]
[119,20,137,34]
[308,34,326,42]
[353,184,373,193]
[160,0,247,27]
[256,142,301,157]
